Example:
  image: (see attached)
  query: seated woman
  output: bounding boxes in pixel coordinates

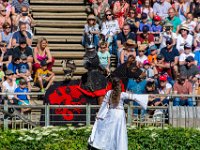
[0,22,12,48]
[33,37,54,73]
[82,14,99,48]
[101,9,120,54]
[0,4,11,32]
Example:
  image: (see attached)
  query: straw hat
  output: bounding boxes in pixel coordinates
[180,24,189,31]
[87,14,96,20]
[124,39,137,48]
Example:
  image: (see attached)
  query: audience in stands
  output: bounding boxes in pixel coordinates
[0,22,12,48]
[0,4,11,31]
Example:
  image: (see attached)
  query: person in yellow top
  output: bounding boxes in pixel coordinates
[34,60,55,92]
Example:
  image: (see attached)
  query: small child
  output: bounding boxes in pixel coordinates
[147,45,158,64]
[16,54,32,83]
[139,13,152,32]
[97,42,111,74]
[14,79,31,113]
[151,15,162,44]
[34,60,55,92]
[142,60,155,79]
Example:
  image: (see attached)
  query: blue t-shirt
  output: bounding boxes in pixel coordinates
[12,31,32,44]
[195,51,200,66]
[152,24,162,32]
[139,22,152,32]
[14,87,29,100]
[127,79,147,94]
[17,63,29,73]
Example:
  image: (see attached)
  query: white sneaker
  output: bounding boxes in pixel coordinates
[28,76,33,81]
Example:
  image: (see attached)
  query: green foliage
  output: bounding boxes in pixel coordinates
[0,126,200,150]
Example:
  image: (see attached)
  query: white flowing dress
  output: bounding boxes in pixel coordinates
[88,90,148,150]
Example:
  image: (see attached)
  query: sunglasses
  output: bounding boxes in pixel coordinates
[101,47,106,49]
[106,14,112,16]
[1,10,6,12]
[5,26,11,29]
[139,50,145,52]
[130,12,135,14]
[7,73,14,76]
[88,19,95,21]
[181,29,187,31]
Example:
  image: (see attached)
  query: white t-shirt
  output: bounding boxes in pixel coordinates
[101,20,120,36]
[176,34,193,52]
[2,80,17,99]
[160,32,177,49]
[158,82,172,94]
[136,55,147,64]
[179,52,195,62]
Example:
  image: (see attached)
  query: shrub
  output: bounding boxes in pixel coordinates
[0,126,200,150]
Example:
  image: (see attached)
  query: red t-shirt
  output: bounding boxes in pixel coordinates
[137,33,154,44]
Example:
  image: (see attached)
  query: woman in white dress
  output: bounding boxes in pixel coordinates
[88,77,148,150]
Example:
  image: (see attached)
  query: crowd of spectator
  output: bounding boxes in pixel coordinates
[0,0,55,114]
[84,0,200,116]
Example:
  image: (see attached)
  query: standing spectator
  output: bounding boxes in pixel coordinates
[101,9,120,54]
[0,22,12,48]
[34,60,55,92]
[174,0,190,22]
[113,0,130,29]
[12,38,33,72]
[176,24,193,53]
[33,37,54,73]
[173,75,193,106]
[125,7,140,33]
[138,13,152,32]
[160,22,177,49]
[140,0,153,21]
[117,24,136,57]
[97,42,111,73]
[11,22,32,47]
[15,6,35,36]
[92,0,110,25]
[165,7,181,33]
[0,4,11,31]
[82,14,99,48]
[153,0,171,20]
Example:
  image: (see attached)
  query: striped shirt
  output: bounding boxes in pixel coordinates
[11,0,29,14]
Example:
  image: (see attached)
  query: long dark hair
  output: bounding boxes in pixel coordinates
[110,77,122,105]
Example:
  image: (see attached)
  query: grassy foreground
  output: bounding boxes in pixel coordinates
[0,126,200,150]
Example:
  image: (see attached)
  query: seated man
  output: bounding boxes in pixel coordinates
[11,38,33,72]
[11,22,32,47]
[173,75,193,106]
[180,56,199,79]
[117,24,136,57]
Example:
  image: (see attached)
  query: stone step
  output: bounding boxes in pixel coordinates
[33,35,82,43]
[30,0,85,4]
[48,44,84,51]
[51,51,84,59]
[33,12,87,19]
[52,67,87,75]
[35,27,83,35]
[31,5,86,12]
[36,20,85,28]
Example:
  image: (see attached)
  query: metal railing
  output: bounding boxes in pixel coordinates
[0,93,200,129]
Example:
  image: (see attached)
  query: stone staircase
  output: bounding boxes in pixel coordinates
[30,0,88,81]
